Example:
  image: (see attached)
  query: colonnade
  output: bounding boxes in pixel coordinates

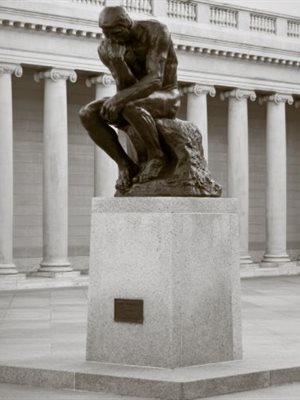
[0,62,298,275]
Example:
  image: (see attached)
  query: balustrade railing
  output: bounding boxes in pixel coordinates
[72,0,105,5]
[287,20,300,37]
[167,0,197,22]
[210,6,238,28]
[70,0,300,40]
[123,0,152,15]
[250,13,276,34]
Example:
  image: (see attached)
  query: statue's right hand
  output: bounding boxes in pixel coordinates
[106,41,126,60]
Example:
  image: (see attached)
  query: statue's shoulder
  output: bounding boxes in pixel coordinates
[136,19,169,35]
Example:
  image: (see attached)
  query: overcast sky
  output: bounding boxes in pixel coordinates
[219,0,300,17]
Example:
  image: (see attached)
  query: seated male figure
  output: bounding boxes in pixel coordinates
[79,6,181,192]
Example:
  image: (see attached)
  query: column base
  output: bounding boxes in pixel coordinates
[0,263,19,275]
[240,255,253,265]
[261,254,291,264]
[36,260,75,278]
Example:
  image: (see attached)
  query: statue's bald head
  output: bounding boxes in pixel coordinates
[99,6,132,28]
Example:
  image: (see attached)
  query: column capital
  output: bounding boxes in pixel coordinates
[0,63,23,78]
[86,73,114,88]
[259,93,294,105]
[188,84,216,97]
[34,68,77,83]
[221,89,256,102]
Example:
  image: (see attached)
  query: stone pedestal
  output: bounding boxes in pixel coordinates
[87,198,242,368]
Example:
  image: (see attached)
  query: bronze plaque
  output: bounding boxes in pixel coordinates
[114,299,144,324]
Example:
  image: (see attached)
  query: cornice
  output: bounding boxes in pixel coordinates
[0,17,101,39]
[1,16,300,69]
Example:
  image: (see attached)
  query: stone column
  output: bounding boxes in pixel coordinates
[296,101,300,262]
[34,69,77,275]
[0,64,22,274]
[260,93,293,264]
[187,84,216,160]
[221,89,256,264]
[86,74,118,197]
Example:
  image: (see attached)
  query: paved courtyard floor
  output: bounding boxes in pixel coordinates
[0,276,299,399]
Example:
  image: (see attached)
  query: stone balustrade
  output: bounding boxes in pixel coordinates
[210,6,238,28]
[287,20,300,37]
[250,13,276,34]
[71,0,105,5]
[124,0,153,15]
[167,0,197,21]
[68,0,300,40]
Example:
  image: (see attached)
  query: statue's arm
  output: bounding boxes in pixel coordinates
[98,41,137,90]
[111,24,170,107]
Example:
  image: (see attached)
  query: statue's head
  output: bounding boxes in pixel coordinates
[99,6,133,44]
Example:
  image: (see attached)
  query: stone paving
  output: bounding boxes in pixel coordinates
[0,276,299,398]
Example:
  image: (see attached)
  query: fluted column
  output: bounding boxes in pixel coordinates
[260,93,293,264]
[296,101,300,261]
[221,89,256,264]
[187,84,216,160]
[34,69,77,274]
[0,64,22,274]
[86,74,118,197]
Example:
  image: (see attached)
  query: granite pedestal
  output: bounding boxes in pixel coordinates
[87,198,242,368]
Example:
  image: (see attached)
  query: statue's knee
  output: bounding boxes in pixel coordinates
[79,106,91,126]
[79,106,94,127]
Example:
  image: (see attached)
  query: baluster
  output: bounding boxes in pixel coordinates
[180,2,183,19]
[170,0,174,17]
[259,16,262,31]
[231,10,234,26]
[218,9,221,25]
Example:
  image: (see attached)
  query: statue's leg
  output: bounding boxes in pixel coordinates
[79,99,138,192]
[122,89,180,183]
[122,105,164,183]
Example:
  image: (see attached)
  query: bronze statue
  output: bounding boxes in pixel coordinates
[80,6,221,197]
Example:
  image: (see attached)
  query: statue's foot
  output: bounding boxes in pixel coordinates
[116,163,139,193]
[133,158,165,184]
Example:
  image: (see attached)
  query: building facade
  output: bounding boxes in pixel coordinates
[0,0,299,276]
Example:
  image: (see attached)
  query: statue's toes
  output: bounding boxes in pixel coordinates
[138,174,151,184]
[116,178,130,193]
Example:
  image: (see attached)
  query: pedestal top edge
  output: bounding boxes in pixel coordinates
[92,197,238,214]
